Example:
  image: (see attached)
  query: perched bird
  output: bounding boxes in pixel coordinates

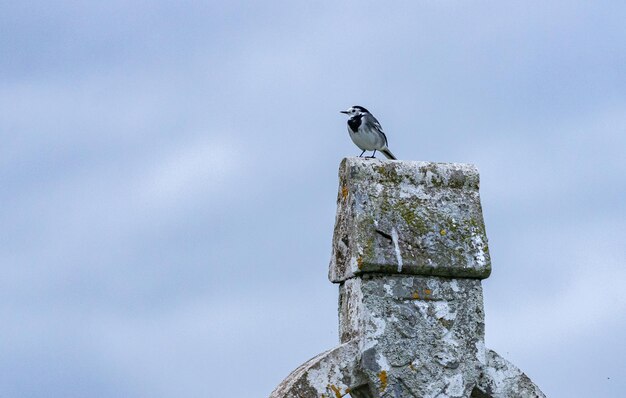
[340,106,397,160]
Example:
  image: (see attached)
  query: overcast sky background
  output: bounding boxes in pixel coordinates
[1,1,625,397]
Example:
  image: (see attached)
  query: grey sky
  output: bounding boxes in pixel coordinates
[1,1,625,397]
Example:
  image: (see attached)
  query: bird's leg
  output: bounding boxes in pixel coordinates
[369,150,377,158]
[359,149,366,157]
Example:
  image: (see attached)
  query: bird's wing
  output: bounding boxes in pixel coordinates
[368,114,389,146]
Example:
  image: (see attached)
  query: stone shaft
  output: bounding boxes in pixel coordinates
[338,274,486,396]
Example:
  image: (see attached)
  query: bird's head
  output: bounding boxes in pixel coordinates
[340,105,370,117]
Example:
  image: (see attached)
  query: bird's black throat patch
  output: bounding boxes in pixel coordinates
[347,114,362,133]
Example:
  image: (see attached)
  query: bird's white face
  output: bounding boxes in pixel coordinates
[340,106,366,117]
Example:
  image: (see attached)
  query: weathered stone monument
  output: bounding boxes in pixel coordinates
[271,158,545,398]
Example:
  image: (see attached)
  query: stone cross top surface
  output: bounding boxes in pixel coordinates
[270,158,545,398]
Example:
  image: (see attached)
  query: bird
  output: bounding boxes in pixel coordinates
[340,105,397,160]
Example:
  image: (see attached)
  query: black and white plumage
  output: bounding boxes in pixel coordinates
[340,105,397,160]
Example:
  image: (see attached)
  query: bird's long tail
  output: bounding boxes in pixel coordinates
[381,147,397,160]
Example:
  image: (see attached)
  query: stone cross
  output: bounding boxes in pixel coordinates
[271,158,545,398]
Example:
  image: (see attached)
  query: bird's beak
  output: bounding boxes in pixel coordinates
[340,110,349,114]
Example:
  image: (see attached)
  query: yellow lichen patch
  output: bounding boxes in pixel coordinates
[440,229,447,236]
[424,289,432,296]
[341,185,349,200]
[409,363,416,371]
[378,370,388,391]
[329,384,342,398]
[412,290,420,299]
[357,256,363,270]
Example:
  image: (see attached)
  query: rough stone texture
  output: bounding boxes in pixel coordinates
[270,341,367,398]
[338,274,486,397]
[270,158,545,398]
[329,158,490,283]
[474,349,546,398]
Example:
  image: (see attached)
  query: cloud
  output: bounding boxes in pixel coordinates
[486,217,626,351]
[470,103,626,212]
[139,137,243,209]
